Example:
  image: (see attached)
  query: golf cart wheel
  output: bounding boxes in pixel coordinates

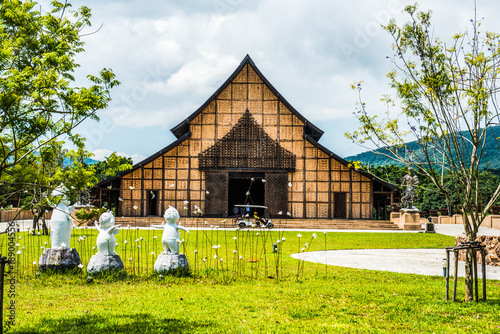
[238,222,246,229]
[267,223,274,229]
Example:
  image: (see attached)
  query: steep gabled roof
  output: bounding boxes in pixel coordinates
[170,54,324,141]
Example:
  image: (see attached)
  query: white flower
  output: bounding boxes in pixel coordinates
[33,261,37,265]
[170,184,175,188]
[246,191,250,196]
[18,236,22,240]
[297,233,302,238]
[213,254,217,259]
[233,236,237,240]
[140,237,143,241]
[288,182,292,187]
[261,179,266,183]
[202,258,206,262]
[153,236,157,239]
[256,233,260,236]
[129,257,133,261]
[171,260,176,264]
[211,245,221,249]
[16,250,21,255]
[93,247,96,250]
[151,252,155,255]
[118,197,123,202]
[133,206,138,210]
[135,238,140,242]
[15,243,20,247]
[206,191,210,194]
[116,243,119,247]
[204,221,209,225]
[305,242,309,248]
[312,233,317,239]
[278,211,283,215]
[233,250,238,253]
[221,219,226,223]
[184,207,188,210]
[137,245,141,249]
[176,239,181,244]
[78,264,84,269]
[44,242,48,245]
[301,247,305,252]
[107,185,112,189]
[276,239,281,244]
[124,240,129,244]
[251,177,255,181]
[105,237,111,241]
[40,246,45,250]
[287,212,291,216]
[194,250,199,254]
[239,256,244,260]
[184,200,189,204]
[220,258,223,262]
[60,243,67,248]
[282,237,286,242]
[129,186,134,189]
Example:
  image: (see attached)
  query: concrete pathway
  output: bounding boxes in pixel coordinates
[291,224,500,280]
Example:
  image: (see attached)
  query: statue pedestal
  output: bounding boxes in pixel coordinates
[87,254,124,275]
[154,253,189,274]
[399,210,422,230]
[38,248,81,271]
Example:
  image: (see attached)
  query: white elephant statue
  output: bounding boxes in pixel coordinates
[95,211,120,255]
[151,206,189,254]
[50,187,76,249]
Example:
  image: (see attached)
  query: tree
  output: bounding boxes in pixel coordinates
[93,152,133,182]
[346,4,500,301]
[0,0,119,191]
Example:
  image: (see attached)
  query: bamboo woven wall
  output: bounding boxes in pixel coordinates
[119,62,373,219]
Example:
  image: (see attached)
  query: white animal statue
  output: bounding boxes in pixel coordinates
[95,211,120,256]
[50,187,76,249]
[151,206,190,254]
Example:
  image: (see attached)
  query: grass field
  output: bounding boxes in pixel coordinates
[5,229,500,333]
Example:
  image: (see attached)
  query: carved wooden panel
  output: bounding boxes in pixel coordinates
[205,171,228,216]
[265,172,288,217]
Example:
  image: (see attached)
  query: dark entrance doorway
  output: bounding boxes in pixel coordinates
[228,172,265,215]
[147,190,159,216]
[333,192,347,219]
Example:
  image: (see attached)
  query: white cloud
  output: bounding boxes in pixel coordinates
[63,0,500,159]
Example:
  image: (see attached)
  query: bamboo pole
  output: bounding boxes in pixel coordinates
[453,250,458,302]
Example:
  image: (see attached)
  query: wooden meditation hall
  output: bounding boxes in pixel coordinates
[93,55,398,220]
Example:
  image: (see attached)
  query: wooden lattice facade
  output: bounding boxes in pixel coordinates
[93,55,398,219]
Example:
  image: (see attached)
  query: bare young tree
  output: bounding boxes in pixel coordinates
[346,3,500,301]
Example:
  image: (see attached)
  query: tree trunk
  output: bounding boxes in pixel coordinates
[464,248,474,302]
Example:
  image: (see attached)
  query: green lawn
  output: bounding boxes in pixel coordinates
[6,230,500,333]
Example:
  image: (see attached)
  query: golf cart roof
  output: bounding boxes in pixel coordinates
[234,204,268,209]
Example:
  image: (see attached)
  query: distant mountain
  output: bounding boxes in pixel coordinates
[345,126,500,170]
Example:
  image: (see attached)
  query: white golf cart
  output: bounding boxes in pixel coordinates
[233,204,274,229]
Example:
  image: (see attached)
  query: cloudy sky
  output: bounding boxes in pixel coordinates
[58,0,500,163]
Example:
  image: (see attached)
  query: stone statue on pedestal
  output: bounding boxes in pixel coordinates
[151,206,190,273]
[39,187,81,271]
[87,210,124,275]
